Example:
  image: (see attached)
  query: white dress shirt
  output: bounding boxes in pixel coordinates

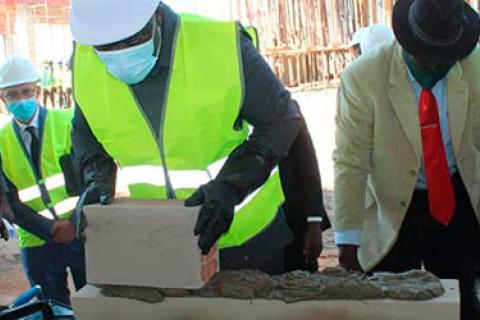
[15,107,40,155]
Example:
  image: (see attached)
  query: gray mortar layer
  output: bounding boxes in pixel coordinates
[99,268,445,304]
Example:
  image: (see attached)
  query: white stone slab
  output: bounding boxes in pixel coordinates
[84,199,219,289]
[73,280,459,320]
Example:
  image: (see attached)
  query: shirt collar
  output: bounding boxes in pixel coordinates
[404,62,446,90]
[16,105,40,132]
[405,64,416,83]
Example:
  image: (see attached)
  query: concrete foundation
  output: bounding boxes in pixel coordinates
[84,199,219,289]
[73,280,459,320]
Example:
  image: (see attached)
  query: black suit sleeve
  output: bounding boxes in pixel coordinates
[71,105,111,167]
[279,104,331,232]
[238,30,301,162]
[206,31,303,203]
[3,174,54,241]
[10,201,54,241]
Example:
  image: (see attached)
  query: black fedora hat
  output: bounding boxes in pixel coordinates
[393,0,480,64]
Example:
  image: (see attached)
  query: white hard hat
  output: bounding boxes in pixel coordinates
[350,28,366,47]
[70,0,161,46]
[351,24,394,54]
[0,56,41,89]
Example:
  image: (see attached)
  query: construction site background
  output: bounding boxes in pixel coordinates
[3,0,479,94]
[1,0,479,307]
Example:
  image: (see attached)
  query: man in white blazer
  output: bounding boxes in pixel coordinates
[334,0,480,318]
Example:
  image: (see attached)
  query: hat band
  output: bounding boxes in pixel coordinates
[408,3,464,47]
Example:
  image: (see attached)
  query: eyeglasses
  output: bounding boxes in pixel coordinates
[95,18,155,52]
[3,87,36,102]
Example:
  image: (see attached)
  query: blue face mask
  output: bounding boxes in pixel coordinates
[7,98,37,122]
[96,29,161,85]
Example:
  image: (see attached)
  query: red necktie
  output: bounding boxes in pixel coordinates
[419,89,456,226]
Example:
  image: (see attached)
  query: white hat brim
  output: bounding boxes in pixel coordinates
[70,0,161,46]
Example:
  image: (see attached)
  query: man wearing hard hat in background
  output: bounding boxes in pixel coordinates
[70,0,330,274]
[348,23,394,58]
[0,56,85,305]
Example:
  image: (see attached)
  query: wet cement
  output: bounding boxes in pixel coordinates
[99,268,444,304]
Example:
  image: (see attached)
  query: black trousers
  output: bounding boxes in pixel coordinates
[372,173,480,320]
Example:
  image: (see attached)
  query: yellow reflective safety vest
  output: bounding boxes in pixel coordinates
[74,14,285,249]
[0,109,77,249]
[245,26,259,50]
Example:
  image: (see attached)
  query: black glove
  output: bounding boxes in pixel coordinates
[72,156,116,239]
[185,144,277,254]
[214,143,276,199]
[185,181,240,254]
[59,153,82,197]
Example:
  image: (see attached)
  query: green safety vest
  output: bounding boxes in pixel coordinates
[245,26,259,50]
[0,109,76,249]
[74,14,285,249]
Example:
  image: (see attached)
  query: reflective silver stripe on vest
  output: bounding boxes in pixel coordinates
[235,187,262,212]
[121,165,212,189]
[235,167,279,212]
[18,173,67,203]
[207,158,228,179]
[169,170,210,189]
[38,196,78,219]
[120,165,166,187]
[18,185,42,203]
[44,173,66,191]
[38,207,56,220]
[120,157,235,190]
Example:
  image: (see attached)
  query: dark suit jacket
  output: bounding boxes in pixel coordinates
[280,109,331,240]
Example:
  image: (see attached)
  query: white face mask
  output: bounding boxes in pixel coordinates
[96,26,161,85]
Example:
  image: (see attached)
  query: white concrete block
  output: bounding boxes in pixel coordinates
[72,280,459,320]
[84,199,218,289]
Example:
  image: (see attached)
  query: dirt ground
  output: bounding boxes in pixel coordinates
[318,192,338,270]
[0,89,340,305]
[0,240,27,306]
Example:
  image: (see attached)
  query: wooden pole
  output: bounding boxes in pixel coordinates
[369,0,377,24]
[384,0,393,27]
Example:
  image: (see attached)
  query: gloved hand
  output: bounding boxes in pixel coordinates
[185,181,240,255]
[72,157,116,239]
